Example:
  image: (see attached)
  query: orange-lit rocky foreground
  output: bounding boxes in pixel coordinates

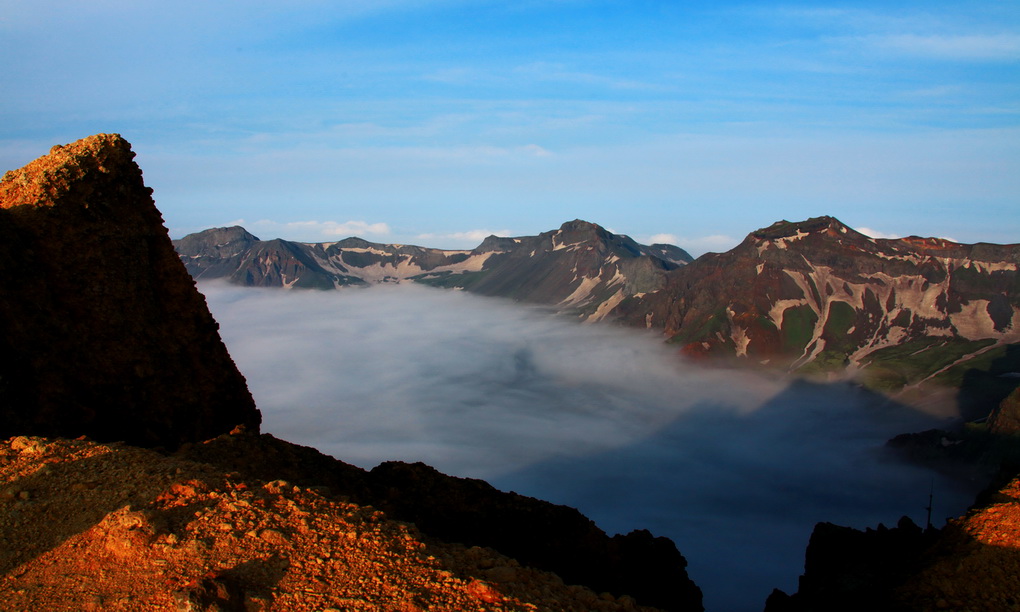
[0,435,658,612]
[897,476,1020,611]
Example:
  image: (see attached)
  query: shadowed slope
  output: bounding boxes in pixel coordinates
[0,134,260,449]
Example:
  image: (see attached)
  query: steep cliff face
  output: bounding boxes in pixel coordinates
[0,134,260,449]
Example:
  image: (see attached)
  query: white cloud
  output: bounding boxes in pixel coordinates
[681,234,741,256]
[417,229,514,247]
[647,233,679,245]
[250,219,392,240]
[854,226,900,239]
[639,233,740,257]
[521,144,553,157]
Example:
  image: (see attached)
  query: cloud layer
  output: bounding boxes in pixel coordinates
[201,283,981,611]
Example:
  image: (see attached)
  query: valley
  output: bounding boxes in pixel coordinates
[199,283,985,611]
[2,134,1019,611]
[176,214,1020,412]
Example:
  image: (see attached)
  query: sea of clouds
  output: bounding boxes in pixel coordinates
[201,283,980,612]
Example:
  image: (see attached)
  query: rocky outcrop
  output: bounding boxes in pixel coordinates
[177,432,704,612]
[0,134,260,449]
[764,517,938,612]
[766,470,1020,612]
[0,435,669,612]
[894,472,1020,611]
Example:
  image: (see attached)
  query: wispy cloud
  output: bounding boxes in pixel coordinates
[416,228,514,248]
[641,233,741,257]
[748,6,1020,62]
[680,234,742,256]
[512,61,663,91]
[860,33,1020,61]
[647,233,679,245]
[421,67,488,85]
[248,219,392,240]
[854,226,900,240]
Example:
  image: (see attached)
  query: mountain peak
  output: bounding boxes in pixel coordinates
[751,216,853,241]
[174,226,260,259]
[554,219,613,247]
[474,234,518,253]
[1,133,137,211]
[558,219,601,232]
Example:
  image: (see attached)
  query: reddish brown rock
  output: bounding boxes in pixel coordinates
[0,436,667,612]
[0,134,260,449]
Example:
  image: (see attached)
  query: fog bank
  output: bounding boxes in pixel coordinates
[202,284,979,612]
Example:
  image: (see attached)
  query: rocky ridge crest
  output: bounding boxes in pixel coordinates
[0,134,260,449]
[174,219,693,321]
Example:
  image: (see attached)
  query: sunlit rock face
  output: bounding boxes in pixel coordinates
[0,134,260,449]
[178,433,706,612]
[617,215,1020,394]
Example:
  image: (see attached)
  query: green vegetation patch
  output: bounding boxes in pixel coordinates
[934,342,1017,388]
[670,308,730,346]
[798,350,849,375]
[756,315,779,333]
[823,301,855,335]
[859,337,998,392]
[781,304,818,355]
[821,300,856,346]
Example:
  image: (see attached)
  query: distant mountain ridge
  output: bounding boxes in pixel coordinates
[174,220,693,321]
[176,215,1020,399]
[615,215,1020,396]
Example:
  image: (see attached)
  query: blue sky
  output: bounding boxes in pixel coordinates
[2,1,1018,255]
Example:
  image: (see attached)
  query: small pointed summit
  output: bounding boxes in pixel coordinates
[474,234,518,252]
[752,216,853,240]
[555,219,613,246]
[558,219,600,232]
[1,133,140,211]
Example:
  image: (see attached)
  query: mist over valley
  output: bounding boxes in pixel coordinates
[201,283,982,611]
